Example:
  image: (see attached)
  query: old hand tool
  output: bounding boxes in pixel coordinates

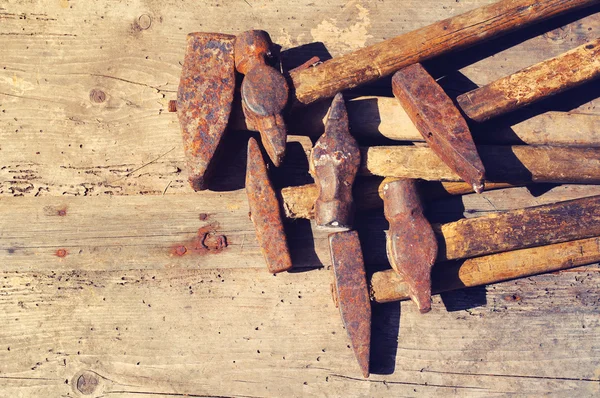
[245,137,292,273]
[329,231,371,378]
[389,35,600,192]
[371,236,600,303]
[379,178,437,313]
[345,195,600,376]
[309,94,371,377]
[173,33,236,191]
[360,145,600,184]
[235,30,289,166]
[324,195,600,377]
[458,38,600,122]
[170,0,594,190]
[392,64,485,192]
[309,93,361,230]
[289,0,596,104]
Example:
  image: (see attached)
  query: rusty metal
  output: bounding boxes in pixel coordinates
[235,30,289,167]
[309,93,360,230]
[329,230,371,378]
[245,137,293,273]
[379,178,437,313]
[175,32,236,191]
[392,64,486,193]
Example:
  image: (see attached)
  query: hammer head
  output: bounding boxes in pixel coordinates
[245,137,293,273]
[235,30,289,167]
[176,33,236,191]
[329,230,371,378]
[379,178,438,313]
[392,64,485,193]
[309,93,361,230]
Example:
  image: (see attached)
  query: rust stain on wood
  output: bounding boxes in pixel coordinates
[170,225,228,257]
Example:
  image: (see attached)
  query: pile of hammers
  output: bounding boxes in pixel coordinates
[169,0,600,377]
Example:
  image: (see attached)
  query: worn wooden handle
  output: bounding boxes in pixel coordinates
[457,38,600,122]
[279,180,515,220]
[371,236,600,303]
[230,96,600,146]
[362,145,600,184]
[289,0,597,105]
[282,188,600,263]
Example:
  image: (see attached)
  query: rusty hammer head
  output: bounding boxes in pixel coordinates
[173,33,237,191]
[235,30,289,168]
[392,63,486,193]
[309,93,361,230]
[379,178,438,313]
[245,137,293,274]
[329,230,371,378]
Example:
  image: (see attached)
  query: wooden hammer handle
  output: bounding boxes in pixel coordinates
[457,38,600,122]
[362,145,600,184]
[371,236,600,303]
[289,0,597,105]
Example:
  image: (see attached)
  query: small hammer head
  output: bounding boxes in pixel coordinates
[235,30,289,167]
[245,137,293,273]
[329,230,371,378]
[392,64,485,193]
[379,178,438,313]
[176,32,236,191]
[309,93,361,230]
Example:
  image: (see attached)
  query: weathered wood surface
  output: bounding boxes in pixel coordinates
[1,0,600,396]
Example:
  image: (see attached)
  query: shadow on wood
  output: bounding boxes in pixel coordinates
[370,301,400,375]
[440,286,488,312]
[424,3,600,80]
[286,218,323,271]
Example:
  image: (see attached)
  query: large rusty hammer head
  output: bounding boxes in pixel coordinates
[379,178,438,313]
[309,93,361,230]
[392,63,486,193]
[174,33,236,191]
[171,31,289,191]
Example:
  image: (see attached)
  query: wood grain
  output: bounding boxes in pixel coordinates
[1,0,600,395]
[458,38,600,122]
[0,265,599,396]
[362,145,600,183]
[290,0,598,104]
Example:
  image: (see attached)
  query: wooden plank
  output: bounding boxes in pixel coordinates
[3,186,600,272]
[1,1,599,198]
[0,267,598,396]
[1,0,600,395]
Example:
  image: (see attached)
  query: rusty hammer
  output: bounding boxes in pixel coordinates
[245,93,600,375]
[169,0,596,190]
[245,93,362,272]
[330,197,600,378]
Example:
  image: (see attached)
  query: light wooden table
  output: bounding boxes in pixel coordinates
[1,0,600,396]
